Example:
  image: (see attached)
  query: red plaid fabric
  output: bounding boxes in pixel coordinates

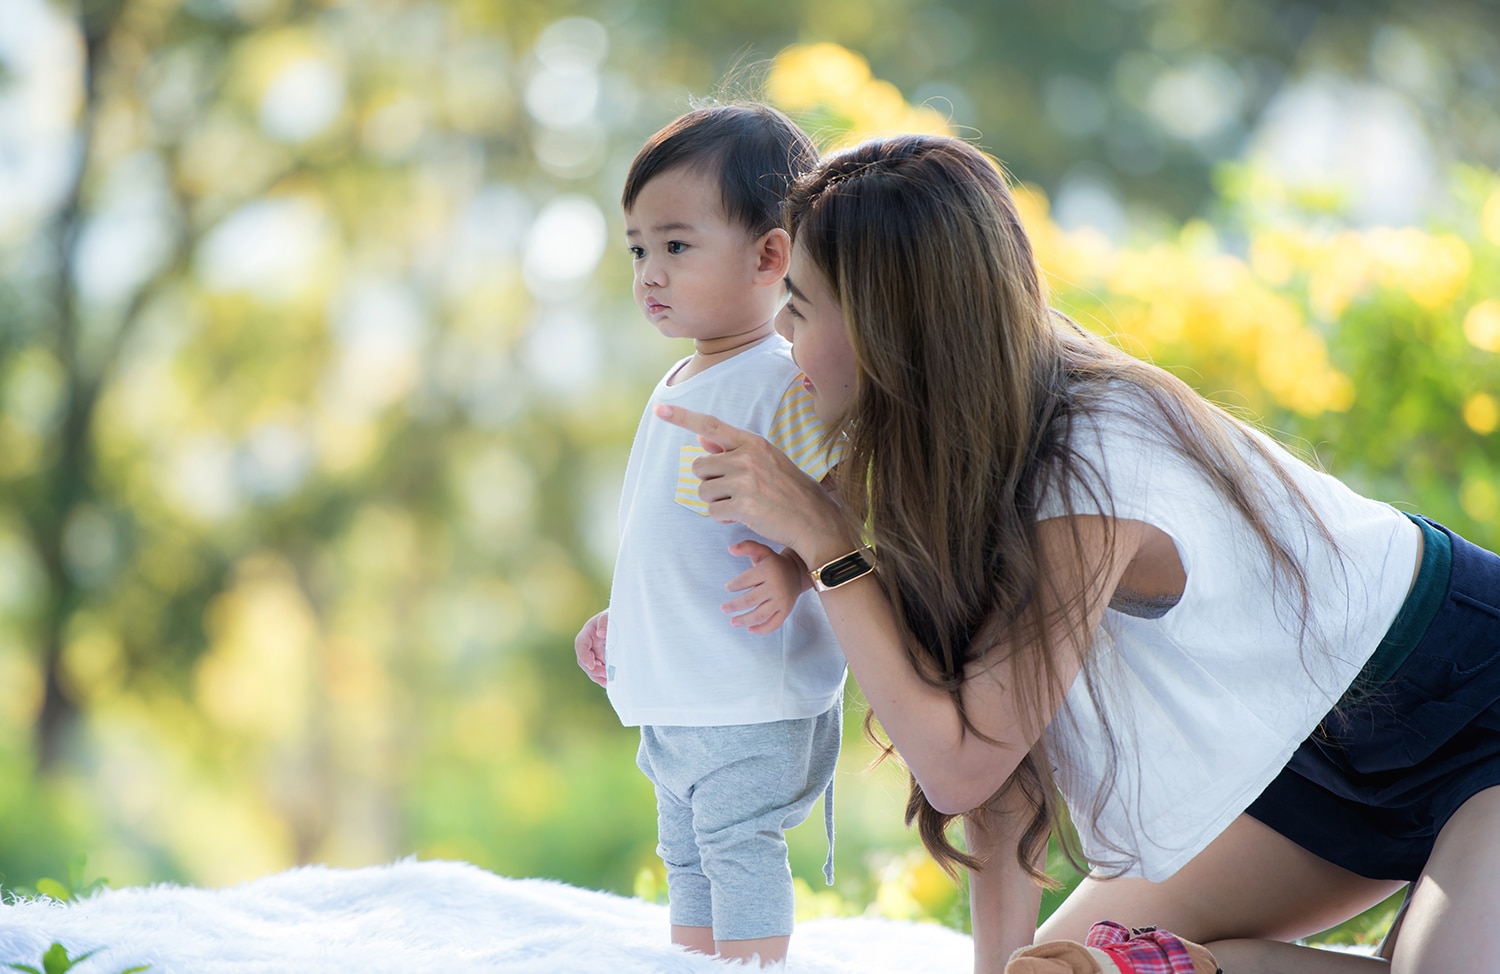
[1084,920,1200,974]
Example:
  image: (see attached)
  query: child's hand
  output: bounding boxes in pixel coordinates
[575,610,609,687]
[723,540,808,635]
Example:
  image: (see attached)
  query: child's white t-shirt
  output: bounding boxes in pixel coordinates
[1037,393,1419,881]
[605,336,847,727]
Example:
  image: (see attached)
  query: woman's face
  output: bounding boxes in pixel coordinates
[780,241,856,422]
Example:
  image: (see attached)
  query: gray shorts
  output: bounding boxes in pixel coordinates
[635,699,841,941]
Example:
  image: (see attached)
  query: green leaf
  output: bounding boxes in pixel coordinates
[39,944,96,974]
[45,945,73,974]
[32,880,69,903]
[39,944,71,974]
[118,967,153,973]
[6,964,44,974]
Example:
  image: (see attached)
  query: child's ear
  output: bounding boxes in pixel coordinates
[754,227,791,282]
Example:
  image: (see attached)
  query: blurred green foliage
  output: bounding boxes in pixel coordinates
[0,0,1497,952]
[3,854,109,905]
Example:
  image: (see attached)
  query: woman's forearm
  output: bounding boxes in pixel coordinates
[965,798,1045,974]
[814,574,1029,813]
[815,516,1130,814]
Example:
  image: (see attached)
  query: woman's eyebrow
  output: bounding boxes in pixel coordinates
[785,276,809,302]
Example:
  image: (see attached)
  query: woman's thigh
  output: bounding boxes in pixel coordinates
[1037,813,1404,945]
[1389,785,1500,973]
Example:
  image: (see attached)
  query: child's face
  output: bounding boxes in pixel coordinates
[781,241,855,422]
[624,166,771,344]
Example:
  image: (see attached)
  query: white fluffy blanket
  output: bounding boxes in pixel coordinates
[0,859,973,973]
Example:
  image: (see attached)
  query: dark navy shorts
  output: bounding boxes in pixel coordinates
[1245,516,1500,882]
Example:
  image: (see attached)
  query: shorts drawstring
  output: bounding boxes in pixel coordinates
[822,774,835,885]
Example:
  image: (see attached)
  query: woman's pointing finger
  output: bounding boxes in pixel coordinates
[653,404,750,454]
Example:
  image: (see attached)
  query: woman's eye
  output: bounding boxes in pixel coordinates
[785,303,804,320]
[666,241,687,254]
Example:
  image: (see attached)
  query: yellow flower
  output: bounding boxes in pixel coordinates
[769,43,872,110]
[1358,227,1470,309]
[769,43,952,145]
[1464,300,1500,353]
[868,850,956,922]
[1460,475,1499,523]
[793,877,856,920]
[1464,393,1500,435]
[1249,230,1302,287]
[1255,324,1354,415]
[1482,187,1500,247]
[1306,233,1370,322]
[1407,234,1471,310]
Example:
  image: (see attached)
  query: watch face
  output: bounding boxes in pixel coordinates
[820,550,872,588]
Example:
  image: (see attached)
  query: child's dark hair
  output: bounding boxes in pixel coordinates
[622,103,818,237]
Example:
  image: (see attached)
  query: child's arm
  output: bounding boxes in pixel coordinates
[574,609,609,687]
[721,467,842,635]
[722,540,811,635]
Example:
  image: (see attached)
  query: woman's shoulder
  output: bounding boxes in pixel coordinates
[1059,379,1173,457]
[1039,379,1208,521]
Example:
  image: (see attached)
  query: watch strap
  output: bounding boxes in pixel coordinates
[810,545,876,591]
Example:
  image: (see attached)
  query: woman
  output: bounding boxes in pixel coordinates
[654,134,1500,973]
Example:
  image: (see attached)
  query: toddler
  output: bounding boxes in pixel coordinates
[573,103,846,967]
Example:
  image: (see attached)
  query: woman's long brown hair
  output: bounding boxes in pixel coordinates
[784,135,1333,882]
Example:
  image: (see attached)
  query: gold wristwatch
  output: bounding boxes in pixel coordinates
[809,545,876,592]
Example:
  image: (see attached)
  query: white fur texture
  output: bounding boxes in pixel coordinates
[0,859,973,973]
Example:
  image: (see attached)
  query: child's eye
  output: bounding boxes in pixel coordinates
[628,246,644,260]
[784,302,804,320]
[666,240,687,255]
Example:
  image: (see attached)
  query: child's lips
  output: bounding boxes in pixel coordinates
[646,298,669,315]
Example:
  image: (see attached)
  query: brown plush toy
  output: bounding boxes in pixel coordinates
[1005,921,1221,974]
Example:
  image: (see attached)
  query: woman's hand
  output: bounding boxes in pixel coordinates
[654,404,851,568]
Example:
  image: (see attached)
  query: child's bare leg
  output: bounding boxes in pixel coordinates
[717,934,790,966]
[672,925,714,955]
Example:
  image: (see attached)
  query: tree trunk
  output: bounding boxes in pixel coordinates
[32,1,116,772]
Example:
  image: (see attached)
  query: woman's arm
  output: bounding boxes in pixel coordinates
[966,789,1047,973]
[816,516,1140,813]
[656,403,1142,813]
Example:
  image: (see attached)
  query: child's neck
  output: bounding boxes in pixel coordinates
[670,321,775,384]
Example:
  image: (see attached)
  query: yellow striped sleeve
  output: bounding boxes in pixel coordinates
[768,378,840,481]
[673,444,710,515]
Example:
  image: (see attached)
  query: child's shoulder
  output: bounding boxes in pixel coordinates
[703,334,802,387]
[750,336,812,397]
[747,331,795,361]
